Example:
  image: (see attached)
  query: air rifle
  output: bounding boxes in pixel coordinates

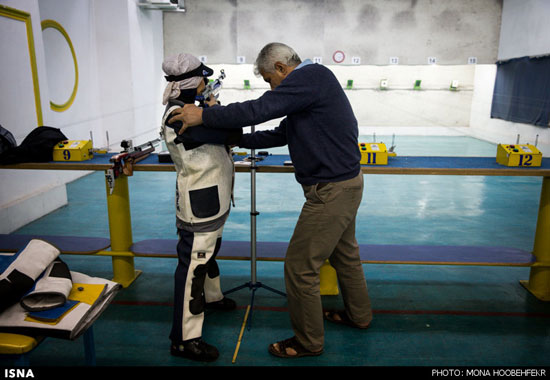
[195,69,225,106]
[105,138,161,194]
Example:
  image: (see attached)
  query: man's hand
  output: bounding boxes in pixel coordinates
[168,104,204,134]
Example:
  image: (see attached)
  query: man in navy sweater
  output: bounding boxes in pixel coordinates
[169,42,373,358]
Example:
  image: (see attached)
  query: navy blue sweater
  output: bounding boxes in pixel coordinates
[202,63,361,185]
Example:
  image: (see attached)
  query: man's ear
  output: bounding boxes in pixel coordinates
[274,61,286,75]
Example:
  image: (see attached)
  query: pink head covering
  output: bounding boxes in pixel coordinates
[162,53,205,105]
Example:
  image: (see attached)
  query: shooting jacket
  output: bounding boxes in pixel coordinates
[162,103,236,232]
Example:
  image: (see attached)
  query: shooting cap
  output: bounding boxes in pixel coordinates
[162,53,214,104]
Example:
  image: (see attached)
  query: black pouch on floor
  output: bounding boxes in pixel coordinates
[0,126,67,164]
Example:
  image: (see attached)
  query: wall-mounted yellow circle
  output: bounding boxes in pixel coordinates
[41,19,78,112]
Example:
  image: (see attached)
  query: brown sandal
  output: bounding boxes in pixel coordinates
[268,336,323,358]
[324,310,370,329]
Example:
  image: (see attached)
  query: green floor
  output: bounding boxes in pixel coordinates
[2,136,550,368]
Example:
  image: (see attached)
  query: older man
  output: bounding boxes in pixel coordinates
[169,42,373,358]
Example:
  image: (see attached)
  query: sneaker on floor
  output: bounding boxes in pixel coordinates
[170,338,219,362]
[205,297,236,310]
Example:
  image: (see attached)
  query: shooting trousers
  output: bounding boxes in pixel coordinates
[284,171,373,352]
[170,226,224,342]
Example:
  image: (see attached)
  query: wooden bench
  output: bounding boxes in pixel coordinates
[0,234,110,255]
[130,239,536,266]
[131,239,536,295]
[1,234,535,297]
[1,234,534,267]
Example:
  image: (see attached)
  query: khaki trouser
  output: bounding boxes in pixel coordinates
[284,171,372,352]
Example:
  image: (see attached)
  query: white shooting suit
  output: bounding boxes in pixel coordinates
[162,103,235,343]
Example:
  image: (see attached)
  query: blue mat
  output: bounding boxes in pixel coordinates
[47,153,550,171]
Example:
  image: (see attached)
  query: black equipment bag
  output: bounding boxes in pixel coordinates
[0,126,67,164]
[0,125,16,156]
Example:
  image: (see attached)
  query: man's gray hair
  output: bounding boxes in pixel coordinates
[254,42,302,76]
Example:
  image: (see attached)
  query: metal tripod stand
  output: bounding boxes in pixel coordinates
[223,126,286,330]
